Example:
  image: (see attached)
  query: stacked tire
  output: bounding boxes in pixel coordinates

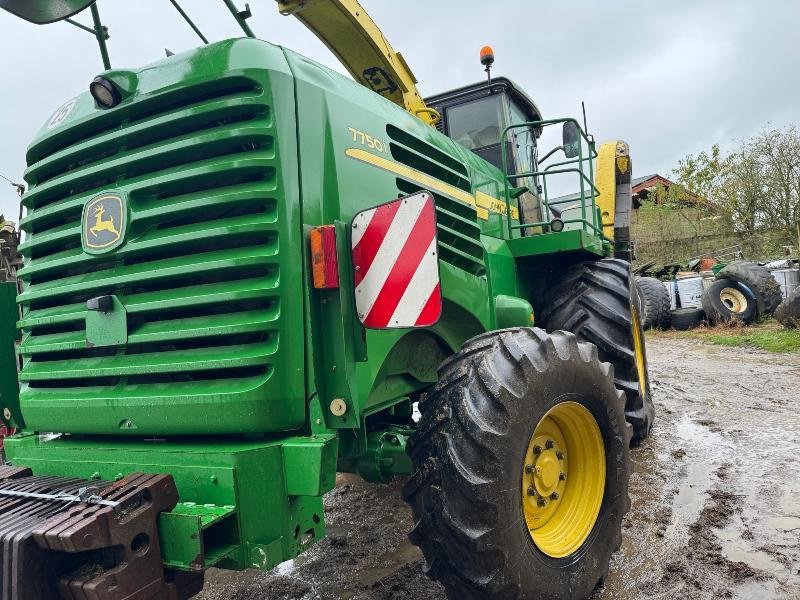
[670,307,705,330]
[703,262,782,325]
[636,277,671,329]
[775,287,800,329]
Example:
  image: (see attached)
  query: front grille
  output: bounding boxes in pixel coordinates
[16,74,292,435]
[386,126,485,276]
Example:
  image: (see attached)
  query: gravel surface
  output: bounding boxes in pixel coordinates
[194,335,800,600]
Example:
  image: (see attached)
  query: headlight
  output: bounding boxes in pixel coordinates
[89,76,121,108]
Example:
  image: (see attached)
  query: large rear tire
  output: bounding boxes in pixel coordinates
[404,328,631,600]
[540,258,654,443]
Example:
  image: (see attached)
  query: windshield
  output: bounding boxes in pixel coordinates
[447,95,505,150]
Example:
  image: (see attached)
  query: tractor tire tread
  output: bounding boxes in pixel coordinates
[540,258,654,443]
[404,327,631,600]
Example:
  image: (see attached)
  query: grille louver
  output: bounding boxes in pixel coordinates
[16,75,297,435]
[386,126,485,276]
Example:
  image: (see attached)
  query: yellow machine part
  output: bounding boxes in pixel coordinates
[521,401,605,558]
[594,140,631,240]
[275,0,440,127]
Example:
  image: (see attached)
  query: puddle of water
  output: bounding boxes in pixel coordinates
[352,540,422,588]
[670,459,715,526]
[778,489,800,518]
[666,414,730,528]
[718,520,783,574]
[766,515,800,531]
[731,578,783,600]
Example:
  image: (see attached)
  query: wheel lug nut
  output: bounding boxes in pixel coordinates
[533,445,543,455]
[537,497,548,507]
[550,492,559,500]
[545,439,555,449]
[559,472,566,481]
[525,464,534,474]
[527,486,536,496]
[556,451,564,460]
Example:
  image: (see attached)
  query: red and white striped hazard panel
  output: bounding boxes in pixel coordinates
[351,192,442,329]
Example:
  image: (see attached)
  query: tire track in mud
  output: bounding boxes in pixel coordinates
[196,336,800,600]
[598,337,800,600]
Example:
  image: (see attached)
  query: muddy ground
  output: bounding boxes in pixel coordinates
[195,335,800,599]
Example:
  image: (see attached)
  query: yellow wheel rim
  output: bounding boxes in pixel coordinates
[719,287,747,313]
[521,401,605,558]
[631,304,647,390]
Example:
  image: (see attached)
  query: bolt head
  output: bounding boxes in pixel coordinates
[533,445,543,455]
[330,398,347,416]
[559,472,566,481]
[550,492,560,500]
[545,439,555,449]
[556,451,564,460]
[527,486,536,496]
[525,464,534,474]
[537,497,548,507]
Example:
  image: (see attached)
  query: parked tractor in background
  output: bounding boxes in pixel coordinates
[0,1,653,598]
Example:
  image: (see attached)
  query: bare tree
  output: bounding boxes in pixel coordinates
[671,125,800,257]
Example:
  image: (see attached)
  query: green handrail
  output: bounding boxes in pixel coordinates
[500,118,600,240]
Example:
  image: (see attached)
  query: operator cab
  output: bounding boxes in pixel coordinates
[426,77,542,176]
[426,77,546,226]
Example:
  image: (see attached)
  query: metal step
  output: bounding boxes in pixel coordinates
[0,466,203,600]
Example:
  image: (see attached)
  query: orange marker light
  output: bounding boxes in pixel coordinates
[310,225,339,289]
[480,45,495,66]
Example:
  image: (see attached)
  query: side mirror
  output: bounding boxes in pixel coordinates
[351,192,442,329]
[562,121,581,159]
[0,0,96,24]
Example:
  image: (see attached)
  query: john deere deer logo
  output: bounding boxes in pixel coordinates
[82,192,126,254]
[89,203,120,237]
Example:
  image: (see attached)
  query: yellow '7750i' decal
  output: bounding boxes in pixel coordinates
[345,147,519,221]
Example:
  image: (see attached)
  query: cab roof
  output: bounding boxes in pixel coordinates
[425,77,543,123]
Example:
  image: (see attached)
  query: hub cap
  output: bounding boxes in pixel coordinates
[521,401,605,558]
[720,287,748,313]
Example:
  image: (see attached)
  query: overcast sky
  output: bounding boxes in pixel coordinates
[0,1,798,221]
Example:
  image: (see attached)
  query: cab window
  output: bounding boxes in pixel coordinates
[508,100,537,178]
[447,95,505,150]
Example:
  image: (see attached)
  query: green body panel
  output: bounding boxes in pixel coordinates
[507,229,605,258]
[0,282,21,428]
[5,36,606,572]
